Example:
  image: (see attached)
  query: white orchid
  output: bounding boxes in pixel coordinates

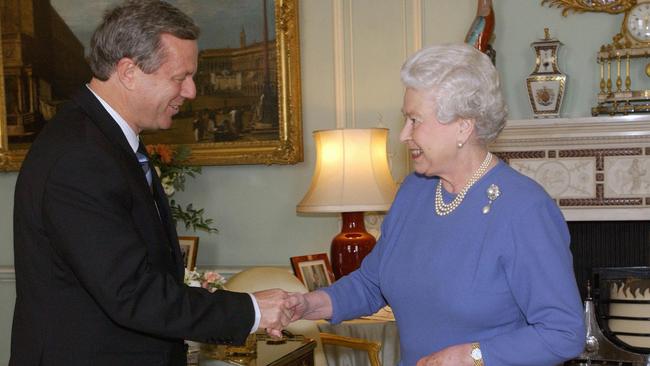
[161,176,175,196]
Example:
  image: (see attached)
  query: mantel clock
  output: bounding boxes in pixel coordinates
[543,0,650,115]
[624,1,650,45]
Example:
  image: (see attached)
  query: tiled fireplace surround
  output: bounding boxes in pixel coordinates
[491,116,650,298]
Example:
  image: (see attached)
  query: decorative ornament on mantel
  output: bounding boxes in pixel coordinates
[542,0,650,116]
[465,0,496,64]
[526,28,567,119]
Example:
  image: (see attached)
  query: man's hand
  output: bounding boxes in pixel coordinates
[253,288,295,338]
[416,343,474,366]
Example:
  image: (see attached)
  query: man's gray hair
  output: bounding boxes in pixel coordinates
[89,0,200,81]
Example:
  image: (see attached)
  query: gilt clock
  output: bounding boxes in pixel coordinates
[623,1,650,46]
[543,0,650,115]
[543,0,648,48]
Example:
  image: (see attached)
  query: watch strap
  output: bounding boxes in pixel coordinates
[470,342,484,366]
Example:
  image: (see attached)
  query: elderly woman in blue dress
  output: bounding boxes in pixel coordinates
[289,43,585,366]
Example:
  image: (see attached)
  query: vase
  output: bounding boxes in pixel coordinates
[525,28,566,118]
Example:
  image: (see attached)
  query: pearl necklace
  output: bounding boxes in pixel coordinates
[434,152,493,216]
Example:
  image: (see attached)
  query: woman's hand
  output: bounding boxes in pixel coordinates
[286,292,308,321]
[285,290,333,321]
[416,343,474,366]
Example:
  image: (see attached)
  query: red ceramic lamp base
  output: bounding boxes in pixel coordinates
[330,212,376,280]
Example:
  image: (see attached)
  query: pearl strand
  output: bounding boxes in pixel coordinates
[434,152,493,216]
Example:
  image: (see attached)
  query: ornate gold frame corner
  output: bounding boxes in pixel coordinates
[0,14,20,172]
[541,0,633,16]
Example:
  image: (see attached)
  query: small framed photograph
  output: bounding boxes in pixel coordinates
[178,236,199,271]
[290,253,335,291]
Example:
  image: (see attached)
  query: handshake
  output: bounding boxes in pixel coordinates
[253,289,330,338]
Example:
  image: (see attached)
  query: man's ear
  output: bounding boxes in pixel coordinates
[115,58,138,90]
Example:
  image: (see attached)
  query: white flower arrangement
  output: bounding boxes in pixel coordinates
[184,269,226,292]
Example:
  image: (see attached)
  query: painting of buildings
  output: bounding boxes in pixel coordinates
[1,0,91,148]
[1,0,281,149]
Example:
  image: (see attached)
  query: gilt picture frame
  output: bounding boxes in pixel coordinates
[0,0,302,171]
[290,253,335,291]
[178,236,199,271]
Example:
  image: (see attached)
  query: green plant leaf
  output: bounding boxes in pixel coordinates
[147,144,218,234]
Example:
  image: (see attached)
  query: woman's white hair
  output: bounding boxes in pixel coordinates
[400,43,508,143]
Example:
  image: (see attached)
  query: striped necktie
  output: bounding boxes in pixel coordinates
[136,142,153,189]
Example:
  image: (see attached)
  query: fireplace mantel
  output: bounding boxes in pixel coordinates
[490,115,650,221]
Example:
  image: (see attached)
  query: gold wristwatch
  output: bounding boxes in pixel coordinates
[470,342,484,366]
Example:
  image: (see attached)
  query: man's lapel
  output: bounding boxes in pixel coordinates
[72,86,184,279]
[151,170,185,278]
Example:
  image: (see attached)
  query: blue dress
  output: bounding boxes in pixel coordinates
[323,160,585,366]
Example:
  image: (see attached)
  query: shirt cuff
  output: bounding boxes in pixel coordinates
[249,293,261,333]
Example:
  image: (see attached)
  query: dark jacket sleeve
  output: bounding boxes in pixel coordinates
[41,143,254,344]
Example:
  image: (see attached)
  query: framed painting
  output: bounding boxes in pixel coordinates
[0,0,302,171]
[178,236,199,271]
[290,253,336,291]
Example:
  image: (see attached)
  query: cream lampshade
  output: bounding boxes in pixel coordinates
[297,128,397,279]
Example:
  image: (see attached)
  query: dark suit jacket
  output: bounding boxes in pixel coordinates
[11,87,254,365]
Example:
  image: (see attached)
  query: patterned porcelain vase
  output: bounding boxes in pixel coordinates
[526,28,567,118]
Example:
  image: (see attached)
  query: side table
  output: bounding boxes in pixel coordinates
[199,335,316,366]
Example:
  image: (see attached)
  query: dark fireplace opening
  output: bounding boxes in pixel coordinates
[568,221,650,300]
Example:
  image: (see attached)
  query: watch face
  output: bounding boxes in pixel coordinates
[627,3,650,42]
[471,348,482,360]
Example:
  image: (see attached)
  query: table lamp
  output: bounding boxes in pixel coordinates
[297,128,397,279]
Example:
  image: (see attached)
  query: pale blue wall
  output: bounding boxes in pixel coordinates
[0,173,15,266]
[0,0,628,362]
[0,273,14,361]
[423,0,621,119]
[492,0,619,119]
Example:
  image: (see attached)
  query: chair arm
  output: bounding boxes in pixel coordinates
[319,332,382,366]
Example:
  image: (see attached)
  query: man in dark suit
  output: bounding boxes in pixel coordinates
[10,1,295,365]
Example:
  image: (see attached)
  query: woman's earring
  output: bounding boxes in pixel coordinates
[457,141,464,148]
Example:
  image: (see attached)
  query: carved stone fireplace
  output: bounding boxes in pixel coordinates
[491,115,650,299]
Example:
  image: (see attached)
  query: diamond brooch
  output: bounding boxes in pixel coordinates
[482,184,500,214]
